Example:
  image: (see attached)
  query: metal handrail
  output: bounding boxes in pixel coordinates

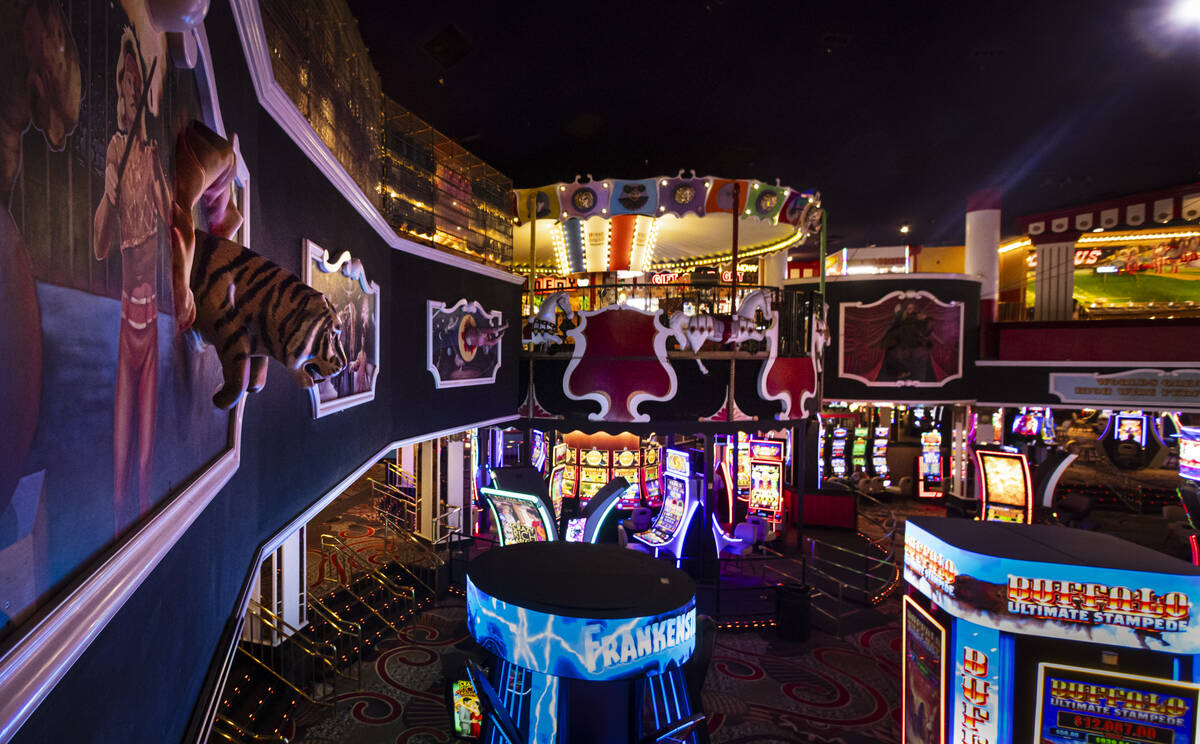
[319,533,416,600]
[306,596,364,687]
[212,713,291,743]
[235,647,332,708]
[433,506,462,546]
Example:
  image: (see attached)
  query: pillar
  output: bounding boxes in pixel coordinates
[965,190,1001,320]
[762,250,788,287]
[1032,234,1079,321]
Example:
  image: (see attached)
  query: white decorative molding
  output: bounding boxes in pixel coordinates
[227,0,522,285]
[304,240,380,417]
[0,400,245,744]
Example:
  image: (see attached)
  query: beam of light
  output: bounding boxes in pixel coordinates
[1171,0,1200,26]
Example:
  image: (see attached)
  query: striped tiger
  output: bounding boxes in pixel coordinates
[188,232,347,410]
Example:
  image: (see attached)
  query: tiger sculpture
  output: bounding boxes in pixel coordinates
[170,121,346,409]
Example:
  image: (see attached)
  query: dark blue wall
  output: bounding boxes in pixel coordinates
[11,2,520,741]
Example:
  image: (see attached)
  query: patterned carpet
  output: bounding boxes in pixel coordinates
[286,599,901,744]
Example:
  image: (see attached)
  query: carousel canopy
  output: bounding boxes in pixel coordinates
[512,175,822,273]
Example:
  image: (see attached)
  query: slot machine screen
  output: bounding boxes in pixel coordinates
[562,466,578,499]
[642,465,661,506]
[548,466,565,517]
[578,467,607,506]
[564,517,586,543]
[658,478,686,535]
[450,679,483,738]
[481,489,551,545]
[1012,410,1042,438]
[583,448,610,467]
[977,450,1032,523]
[553,443,569,466]
[852,438,867,457]
[612,467,641,508]
[902,597,945,744]
[1033,664,1199,744]
[748,461,781,515]
[531,430,547,472]
[1181,427,1200,482]
[1116,415,1146,447]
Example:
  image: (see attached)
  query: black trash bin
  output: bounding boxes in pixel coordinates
[776,583,812,642]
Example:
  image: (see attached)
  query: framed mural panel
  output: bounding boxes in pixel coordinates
[0,2,250,738]
[304,240,380,417]
[427,299,507,388]
[838,290,964,388]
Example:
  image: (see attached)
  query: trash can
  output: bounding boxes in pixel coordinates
[775,583,812,642]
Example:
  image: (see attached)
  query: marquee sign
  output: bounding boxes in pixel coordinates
[904,523,1200,652]
[1050,368,1200,410]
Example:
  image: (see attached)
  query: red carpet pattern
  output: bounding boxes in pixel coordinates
[287,600,901,744]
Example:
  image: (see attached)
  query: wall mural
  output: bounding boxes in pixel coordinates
[0,0,236,639]
[838,290,964,388]
[563,305,678,422]
[304,240,379,417]
[427,299,507,388]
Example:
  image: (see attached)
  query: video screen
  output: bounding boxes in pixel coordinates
[658,477,687,535]
[1035,664,1199,744]
[1012,411,1042,438]
[450,679,482,738]
[979,451,1029,507]
[1181,427,1200,482]
[483,489,550,545]
[531,430,546,471]
[548,466,565,517]
[564,518,586,543]
[903,597,944,744]
[832,427,848,439]
[749,462,781,513]
[1117,415,1146,446]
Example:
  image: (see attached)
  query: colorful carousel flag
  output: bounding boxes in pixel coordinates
[705,178,749,214]
[514,186,560,223]
[744,182,788,222]
[561,180,609,220]
[657,176,708,218]
[608,179,660,216]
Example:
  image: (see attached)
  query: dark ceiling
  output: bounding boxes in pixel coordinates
[344,0,1200,247]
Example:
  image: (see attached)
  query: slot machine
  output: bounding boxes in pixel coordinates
[577,448,609,507]
[870,426,890,485]
[611,448,642,509]
[830,427,849,478]
[633,447,703,567]
[530,430,547,473]
[974,446,1034,524]
[641,443,662,508]
[747,439,785,527]
[723,432,752,501]
[851,427,869,473]
[918,430,943,498]
[904,517,1200,744]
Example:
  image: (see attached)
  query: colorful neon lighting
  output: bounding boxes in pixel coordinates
[902,596,945,744]
[976,450,1034,524]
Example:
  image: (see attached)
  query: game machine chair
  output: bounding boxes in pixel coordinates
[711,514,767,575]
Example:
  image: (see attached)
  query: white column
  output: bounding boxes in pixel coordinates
[965,191,1001,317]
[419,441,436,540]
[762,250,788,287]
[1033,240,1076,321]
[446,440,465,534]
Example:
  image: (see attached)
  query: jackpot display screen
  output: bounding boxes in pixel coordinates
[1034,664,1199,744]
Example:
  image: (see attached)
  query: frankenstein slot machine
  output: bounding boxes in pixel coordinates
[747,439,785,527]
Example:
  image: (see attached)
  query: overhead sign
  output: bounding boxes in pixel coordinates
[904,523,1200,652]
[1050,369,1200,409]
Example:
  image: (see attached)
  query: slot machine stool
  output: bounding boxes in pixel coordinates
[466,542,704,743]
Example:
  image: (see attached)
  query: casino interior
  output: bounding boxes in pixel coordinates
[3,2,1200,743]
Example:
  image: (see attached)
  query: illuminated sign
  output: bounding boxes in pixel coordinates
[664,448,691,478]
[976,450,1033,524]
[904,523,1200,652]
[903,597,945,744]
[649,269,753,285]
[1050,369,1200,409]
[466,578,696,681]
[1182,427,1200,482]
[749,439,784,460]
[450,679,482,738]
[1033,664,1200,744]
[954,625,1000,744]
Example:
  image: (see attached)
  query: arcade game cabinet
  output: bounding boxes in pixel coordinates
[918,430,944,498]
[904,517,1200,744]
[829,427,850,479]
[482,467,560,545]
[870,426,890,485]
[562,477,630,544]
[974,446,1035,524]
[642,443,663,508]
